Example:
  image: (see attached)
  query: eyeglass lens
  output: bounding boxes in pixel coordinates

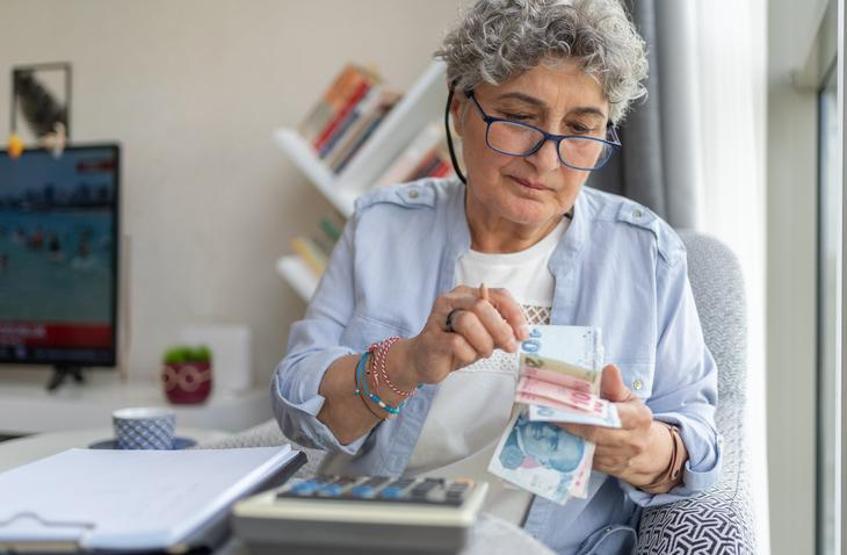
[486,120,612,170]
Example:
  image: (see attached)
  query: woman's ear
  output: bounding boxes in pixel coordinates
[450,94,466,137]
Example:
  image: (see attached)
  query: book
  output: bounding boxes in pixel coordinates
[0,446,304,552]
[311,68,380,152]
[319,84,383,160]
[291,236,329,276]
[319,217,343,243]
[332,101,395,174]
[324,89,401,170]
[315,79,373,155]
[374,122,445,187]
[406,148,443,182]
[298,65,364,143]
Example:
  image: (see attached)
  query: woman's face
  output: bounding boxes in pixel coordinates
[453,59,610,229]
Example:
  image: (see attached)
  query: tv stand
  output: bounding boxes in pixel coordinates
[0,369,272,434]
[46,365,86,392]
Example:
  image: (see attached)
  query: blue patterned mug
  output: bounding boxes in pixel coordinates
[112,407,176,449]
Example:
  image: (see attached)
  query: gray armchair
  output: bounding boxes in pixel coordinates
[201,231,757,554]
[636,231,757,553]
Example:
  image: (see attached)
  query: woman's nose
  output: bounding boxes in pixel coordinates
[528,138,561,173]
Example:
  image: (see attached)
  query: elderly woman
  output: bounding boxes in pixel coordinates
[272,0,721,553]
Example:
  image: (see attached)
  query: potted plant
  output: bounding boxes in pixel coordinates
[161,345,213,404]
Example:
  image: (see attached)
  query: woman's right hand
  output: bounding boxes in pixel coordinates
[393,285,530,388]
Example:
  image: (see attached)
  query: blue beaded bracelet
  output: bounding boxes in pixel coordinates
[353,352,403,416]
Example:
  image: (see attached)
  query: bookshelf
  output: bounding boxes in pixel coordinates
[274,61,449,301]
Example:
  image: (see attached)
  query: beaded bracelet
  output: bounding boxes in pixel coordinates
[368,336,417,398]
[353,352,386,420]
[353,352,402,416]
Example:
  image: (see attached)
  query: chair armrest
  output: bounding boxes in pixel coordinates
[637,485,756,554]
[195,419,327,478]
[195,420,287,449]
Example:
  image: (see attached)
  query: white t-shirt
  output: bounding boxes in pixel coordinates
[405,216,569,524]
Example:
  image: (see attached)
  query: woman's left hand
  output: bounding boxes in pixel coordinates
[559,364,673,488]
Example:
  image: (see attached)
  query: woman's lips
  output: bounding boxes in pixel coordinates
[510,175,548,191]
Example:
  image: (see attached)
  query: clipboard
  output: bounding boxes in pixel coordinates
[0,446,306,553]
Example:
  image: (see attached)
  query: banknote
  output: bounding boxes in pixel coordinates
[488,410,593,504]
[517,376,610,418]
[518,326,604,394]
[527,401,622,429]
[521,365,595,393]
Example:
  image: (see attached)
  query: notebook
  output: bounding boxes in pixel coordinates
[0,445,304,552]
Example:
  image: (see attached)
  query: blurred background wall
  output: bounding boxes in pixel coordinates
[0,0,461,386]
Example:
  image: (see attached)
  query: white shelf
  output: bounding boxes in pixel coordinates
[276,255,318,302]
[0,370,273,435]
[273,129,358,216]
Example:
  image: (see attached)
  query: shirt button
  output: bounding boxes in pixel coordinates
[632,378,643,391]
[408,189,420,199]
[632,209,643,218]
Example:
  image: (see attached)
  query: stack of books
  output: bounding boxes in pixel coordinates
[290,215,345,277]
[298,64,402,175]
[374,122,456,187]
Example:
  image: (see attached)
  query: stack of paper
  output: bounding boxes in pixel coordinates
[0,445,302,552]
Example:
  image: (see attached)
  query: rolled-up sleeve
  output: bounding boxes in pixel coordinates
[270,217,368,455]
[621,250,722,507]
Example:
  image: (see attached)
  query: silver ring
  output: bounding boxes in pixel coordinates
[445,309,462,333]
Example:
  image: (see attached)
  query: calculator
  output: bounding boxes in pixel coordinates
[231,475,488,555]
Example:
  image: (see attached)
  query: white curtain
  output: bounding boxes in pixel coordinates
[694,0,769,553]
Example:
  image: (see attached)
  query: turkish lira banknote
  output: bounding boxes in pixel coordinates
[489,325,613,504]
[488,410,594,504]
[527,402,622,429]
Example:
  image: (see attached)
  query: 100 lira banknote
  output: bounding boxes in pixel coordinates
[517,376,610,418]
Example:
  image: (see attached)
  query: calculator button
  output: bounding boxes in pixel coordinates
[410,481,439,497]
[287,479,320,496]
[349,485,376,498]
[447,483,469,494]
[361,477,390,488]
[317,477,357,497]
[379,488,402,499]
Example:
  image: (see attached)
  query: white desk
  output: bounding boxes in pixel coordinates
[0,427,231,474]
[0,370,272,434]
[0,429,556,555]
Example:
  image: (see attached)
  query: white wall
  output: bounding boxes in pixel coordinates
[766,0,828,553]
[0,0,460,387]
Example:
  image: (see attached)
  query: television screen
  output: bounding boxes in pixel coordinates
[0,144,119,367]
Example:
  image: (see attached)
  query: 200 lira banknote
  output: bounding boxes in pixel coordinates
[488,410,594,504]
[518,326,604,395]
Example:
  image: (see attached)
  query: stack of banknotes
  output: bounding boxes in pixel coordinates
[488,325,622,505]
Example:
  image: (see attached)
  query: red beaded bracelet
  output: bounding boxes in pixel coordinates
[368,336,416,398]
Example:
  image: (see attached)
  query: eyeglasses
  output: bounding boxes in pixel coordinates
[465,91,620,172]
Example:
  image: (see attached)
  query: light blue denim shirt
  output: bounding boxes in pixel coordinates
[272,177,721,555]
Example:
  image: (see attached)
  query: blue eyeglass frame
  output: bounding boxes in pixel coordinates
[465,90,621,171]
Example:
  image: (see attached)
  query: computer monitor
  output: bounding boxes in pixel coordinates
[0,144,120,373]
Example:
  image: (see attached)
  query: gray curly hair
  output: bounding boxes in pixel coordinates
[434,0,648,124]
